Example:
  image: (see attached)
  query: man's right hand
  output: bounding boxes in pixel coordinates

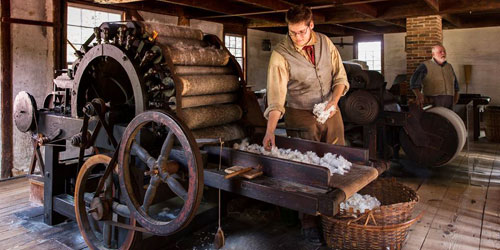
[263,110,281,151]
[262,132,275,151]
[413,91,424,109]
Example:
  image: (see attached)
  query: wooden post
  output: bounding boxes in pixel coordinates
[1,0,13,179]
[53,0,66,74]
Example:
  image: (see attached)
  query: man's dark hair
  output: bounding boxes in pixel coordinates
[285,5,312,25]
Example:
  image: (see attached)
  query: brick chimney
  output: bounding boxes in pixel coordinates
[406,15,443,85]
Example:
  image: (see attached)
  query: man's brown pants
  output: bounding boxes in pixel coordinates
[284,107,345,228]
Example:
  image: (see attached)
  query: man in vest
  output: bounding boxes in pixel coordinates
[410,44,460,109]
[262,5,349,244]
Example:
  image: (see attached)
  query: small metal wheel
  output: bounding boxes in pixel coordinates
[118,110,204,236]
[75,154,137,249]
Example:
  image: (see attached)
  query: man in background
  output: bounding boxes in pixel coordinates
[410,44,460,109]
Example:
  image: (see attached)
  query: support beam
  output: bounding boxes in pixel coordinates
[1,0,13,179]
[232,0,293,11]
[94,0,143,3]
[314,24,346,36]
[441,14,462,27]
[346,4,378,18]
[422,0,439,12]
[54,0,66,73]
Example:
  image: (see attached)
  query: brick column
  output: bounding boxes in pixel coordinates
[406,15,443,84]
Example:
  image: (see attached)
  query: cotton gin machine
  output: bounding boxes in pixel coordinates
[14,21,388,249]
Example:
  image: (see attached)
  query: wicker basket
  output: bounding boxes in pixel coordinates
[338,178,419,225]
[321,212,423,250]
[321,178,421,249]
[484,106,500,143]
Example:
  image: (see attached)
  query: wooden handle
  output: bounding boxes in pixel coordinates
[224,167,252,179]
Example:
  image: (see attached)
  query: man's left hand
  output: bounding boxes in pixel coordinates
[454,92,460,105]
[325,101,338,118]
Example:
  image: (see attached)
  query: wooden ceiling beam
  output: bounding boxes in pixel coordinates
[158,0,284,24]
[422,0,439,12]
[345,4,378,18]
[314,24,346,36]
[94,0,144,3]
[441,14,462,27]
[232,0,293,11]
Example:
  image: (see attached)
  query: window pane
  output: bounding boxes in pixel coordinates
[236,58,243,68]
[236,37,242,48]
[225,36,229,45]
[81,9,96,27]
[67,25,82,44]
[67,44,77,63]
[108,13,121,22]
[94,11,109,26]
[68,7,81,26]
[357,41,381,72]
[82,27,94,42]
[230,37,235,48]
[235,49,242,57]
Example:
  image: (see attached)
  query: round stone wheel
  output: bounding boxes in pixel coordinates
[400,107,465,167]
[14,91,38,133]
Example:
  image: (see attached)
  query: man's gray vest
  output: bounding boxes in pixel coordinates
[422,59,456,96]
[274,32,334,110]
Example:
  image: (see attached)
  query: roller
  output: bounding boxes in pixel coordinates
[427,107,466,165]
[143,22,203,40]
[156,36,208,48]
[174,66,234,76]
[162,46,230,66]
[179,75,240,96]
[169,93,238,109]
[182,104,243,130]
[191,123,245,142]
[342,89,380,125]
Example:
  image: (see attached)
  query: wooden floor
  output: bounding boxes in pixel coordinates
[0,139,499,250]
[397,140,500,250]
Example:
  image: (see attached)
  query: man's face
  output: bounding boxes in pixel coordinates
[432,46,447,64]
[288,21,313,47]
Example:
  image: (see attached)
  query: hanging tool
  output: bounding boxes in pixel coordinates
[214,138,225,249]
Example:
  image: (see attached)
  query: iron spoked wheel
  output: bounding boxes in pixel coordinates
[75,154,137,250]
[118,110,204,236]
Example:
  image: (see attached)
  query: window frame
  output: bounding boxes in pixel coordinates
[224,33,246,80]
[66,3,123,66]
[353,34,384,75]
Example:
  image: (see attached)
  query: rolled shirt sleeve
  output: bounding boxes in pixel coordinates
[325,37,350,95]
[410,63,427,90]
[263,51,289,119]
[451,66,460,91]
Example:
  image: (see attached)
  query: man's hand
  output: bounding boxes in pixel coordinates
[262,132,275,151]
[263,110,281,151]
[413,91,424,109]
[325,101,338,118]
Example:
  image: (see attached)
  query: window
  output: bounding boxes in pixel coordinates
[224,34,244,72]
[357,41,382,72]
[67,6,122,64]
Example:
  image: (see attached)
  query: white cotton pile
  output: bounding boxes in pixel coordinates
[233,139,352,176]
[340,193,381,213]
[313,101,336,124]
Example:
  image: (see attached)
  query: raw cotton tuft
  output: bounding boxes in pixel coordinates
[313,101,336,124]
[233,139,352,176]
